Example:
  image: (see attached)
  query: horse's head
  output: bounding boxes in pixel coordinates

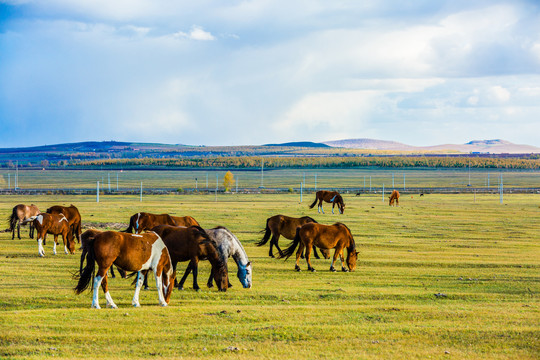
[162,266,175,305]
[237,262,252,288]
[66,230,76,254]
[346,250,359,271]
[214,265,229,292]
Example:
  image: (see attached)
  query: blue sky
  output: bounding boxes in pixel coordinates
[1,0,539,147]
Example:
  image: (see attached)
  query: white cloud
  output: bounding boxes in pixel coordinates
[173,26,215,41]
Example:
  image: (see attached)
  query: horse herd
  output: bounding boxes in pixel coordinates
[6,190,400,309]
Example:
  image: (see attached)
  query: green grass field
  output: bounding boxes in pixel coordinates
[2,168,540,191]
[0,193,538,359]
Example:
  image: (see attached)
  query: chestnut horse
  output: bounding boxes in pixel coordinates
[389,190,400,206]
[280,222,358,272]
[124,212,177,234]
[170,215,200,227]
[309,190,345,214]
[8,204,40,239]
[151,225,228,292]
[32,213,76,257]
[74,230,174,308]
[256,215,330,259]
[46,205,82,243]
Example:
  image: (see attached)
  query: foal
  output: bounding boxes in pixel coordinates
[32,213,75,257]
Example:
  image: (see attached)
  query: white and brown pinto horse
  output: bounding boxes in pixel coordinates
[46,205,82,243]
[9,204,40,239]
[32,213,75,257]
[75,230,174,309]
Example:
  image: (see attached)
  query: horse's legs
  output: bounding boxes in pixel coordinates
[17,221,21,240]
[313,246,321,259]
[132,270,147,307]
[319,199,325,214]
[304,243,315,272]
[153,264,167,307]
[270,234,282,257]
[53,235,58,255]
[100,274,118,308]
[207,267,214,288]
[332,202,335,214]
[92,266,109,309]
[178,263,193,290]
[396,198,399,206]
[61,231,69,254]
[36,231,46,257]
[142,272,149,290]
[110,266,116,278]
[295,243,304,271]
[192,259,201,291]
[338,248,348,272]
[330,249,340,272]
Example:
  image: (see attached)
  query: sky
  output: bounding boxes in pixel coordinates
[1,0,539,147]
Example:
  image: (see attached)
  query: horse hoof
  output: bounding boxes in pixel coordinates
[207,284,214,288]
[309,268,316,272]
[143,286,149,291]
[342,268,349,272]
[330,267,336,272]
[177,286,184,291]
[295,267,301,272]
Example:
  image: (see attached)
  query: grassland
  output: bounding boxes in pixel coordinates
[0,193,538,359]
[1,168,540,191]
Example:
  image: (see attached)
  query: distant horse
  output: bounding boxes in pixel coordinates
[123,212,178,234]
[74,230,175,308]
[280,222,358,272]
[256,215,330,259]
[8,204,40,239]
[389,190,400,206]
[46,205,82,243]
[170,215,200,227]
[309,190,345,214]
[32,213,76,257]
[179,226,251,289]
[152,225,228,292]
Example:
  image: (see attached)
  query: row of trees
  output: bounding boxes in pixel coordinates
[70,155,540,169]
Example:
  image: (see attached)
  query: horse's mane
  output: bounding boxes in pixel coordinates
[303,216,318,223]
[333,222,355,250]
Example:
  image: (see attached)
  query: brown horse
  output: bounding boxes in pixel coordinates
[8,204,40,239]
[256,215,330,259]
[75,230,175,308]
[389,190,400,206]
[170,215,200,227]
[309,190,345,214]
[32,213,76,257]
[280,222,358,272]
[46,205,82,243]
[124,212,178,234]
[152,225,228,292]
[79,229,126,279]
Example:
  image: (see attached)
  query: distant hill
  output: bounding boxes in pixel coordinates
[323,138,540,154]
[263,141,330,148]
[0,141,184,153]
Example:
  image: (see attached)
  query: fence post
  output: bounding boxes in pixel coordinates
[300,182,303,202]
[97,181,99,203]
[315,173,317,191]
[382,183,385,202]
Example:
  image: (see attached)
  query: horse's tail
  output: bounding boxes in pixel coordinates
[74,237,96,294]
[256,218,272,246]
[122,216,134,233]
[309,195,318,209]
[8,208,18,232]
[279,227,301,259]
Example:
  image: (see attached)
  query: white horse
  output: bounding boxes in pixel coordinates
[176,226,252,289]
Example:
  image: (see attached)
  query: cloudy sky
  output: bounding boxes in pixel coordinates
[1,0,539,147]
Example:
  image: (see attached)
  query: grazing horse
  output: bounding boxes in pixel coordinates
[256,215,330,259]
[152,225,228,292]
[309,190,345,214]
[46,205,82,243]
[79,229,126,279]
[74,230,174,308]
[32,213,76,257]
[389,190,400,206]
[124,212,178,234]
[177,226,252,290]
[280,222,358,273]
[170,215,200,227]
[8,204,40,239]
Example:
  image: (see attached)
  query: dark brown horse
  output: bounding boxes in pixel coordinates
[75,230,175,308]
[170,215,200,227]
[152,225,228,292]
[124,212,178,234]
[46,205,82,243]
[309,190,345,214]
[389,190,400,206]
[256,215,330,259]
[280,222,358,272]
[8,204,40,239]
[33,213,76,257]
